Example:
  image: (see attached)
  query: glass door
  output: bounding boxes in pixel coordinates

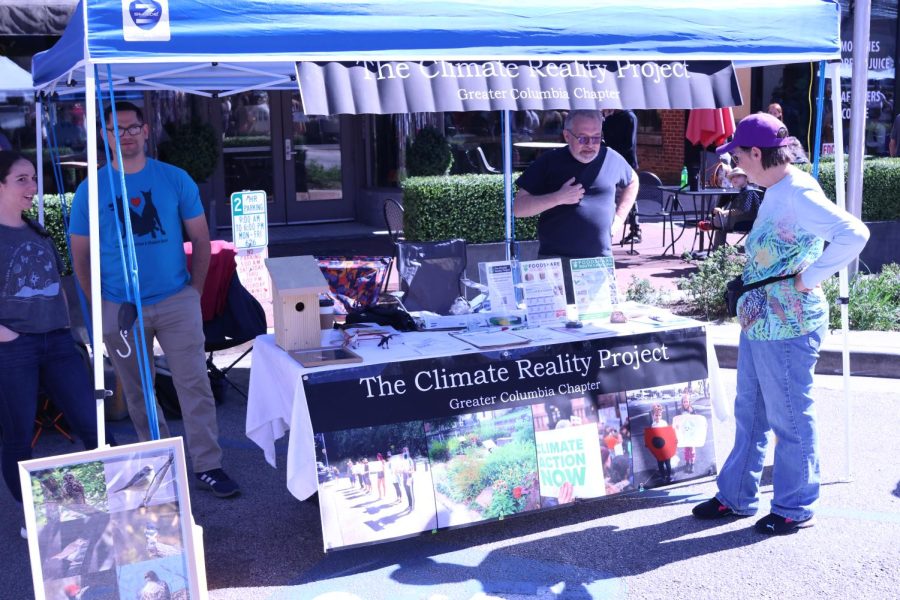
[221,91,280,222]
[219,91,353,226]
[282,91,354,222]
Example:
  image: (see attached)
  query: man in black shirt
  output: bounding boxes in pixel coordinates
[515,110,638,302]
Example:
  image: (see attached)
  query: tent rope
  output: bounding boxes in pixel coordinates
[95,64,161,441]
[43,96,93,346]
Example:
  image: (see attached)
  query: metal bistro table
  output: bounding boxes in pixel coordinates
[657,185,739,256]
[513,141,566,169]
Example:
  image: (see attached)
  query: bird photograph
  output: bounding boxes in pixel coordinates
[111,465,154,494]
[106,452,177,513]
[144,523,182,559]
[30,462,109,525]
[116,559,190,600]
[110,501,182,565]
[139,570,171,600]
[63,471,87,505]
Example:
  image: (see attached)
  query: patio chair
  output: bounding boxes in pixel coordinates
[466,146,500,174]
[382,198,405,294]
[623,171,675,256]
[395,239,470,314]
[178,241,266,403]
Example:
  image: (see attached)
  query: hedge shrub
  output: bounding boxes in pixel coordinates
[158,119,220,183]
[24,194,75,275]
[406,126,453,176]
[401,174,538,243]
[803,158,900,221]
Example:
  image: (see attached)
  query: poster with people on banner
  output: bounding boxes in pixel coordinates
[303,326,715,550]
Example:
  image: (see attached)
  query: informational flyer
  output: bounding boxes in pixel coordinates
[519,258,567,326]
[236,247,273,327]
[570,257,619,322]
[478,260,518,312]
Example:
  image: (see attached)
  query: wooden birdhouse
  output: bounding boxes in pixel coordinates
[265,255,330,351]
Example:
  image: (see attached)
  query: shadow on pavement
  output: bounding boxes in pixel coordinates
[387,514,768,597]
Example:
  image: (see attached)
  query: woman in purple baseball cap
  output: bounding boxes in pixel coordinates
[692,113,870,535]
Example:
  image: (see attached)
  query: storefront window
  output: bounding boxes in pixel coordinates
[368,114,403,187]
[222,91,275,201]
[290,92,343,202]
[442,110,569,174]
[5,98,91,192]
[821,0,897,156]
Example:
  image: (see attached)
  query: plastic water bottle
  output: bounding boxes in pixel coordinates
[680,166,688,187]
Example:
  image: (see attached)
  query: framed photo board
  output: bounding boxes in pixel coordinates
[19,437,205,600]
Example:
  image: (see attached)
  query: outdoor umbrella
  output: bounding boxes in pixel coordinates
[685,107,736,189]
[686,108,736,148]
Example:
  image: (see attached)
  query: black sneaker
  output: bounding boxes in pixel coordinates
[195,469,240,498]
[692,497,745,520]
[754,513,815,535]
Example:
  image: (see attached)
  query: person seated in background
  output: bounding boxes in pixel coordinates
[707,152,733,188]
[709,167,763,250]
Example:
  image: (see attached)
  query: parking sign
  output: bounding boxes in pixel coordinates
[230,190,268,253]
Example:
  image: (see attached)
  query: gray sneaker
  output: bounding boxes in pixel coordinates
[195,469,240,498]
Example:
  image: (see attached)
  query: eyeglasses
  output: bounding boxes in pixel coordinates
[105,124,144,137]
[567,131,602,145]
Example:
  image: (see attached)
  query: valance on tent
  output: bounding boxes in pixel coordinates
[296,60,742,115]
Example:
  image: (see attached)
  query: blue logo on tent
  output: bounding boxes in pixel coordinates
[129,1,163,30]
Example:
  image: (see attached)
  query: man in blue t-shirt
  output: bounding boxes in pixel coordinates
[71,102,239,498]
[514,110,638,302]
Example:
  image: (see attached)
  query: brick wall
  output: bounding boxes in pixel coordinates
[636,110,686,185]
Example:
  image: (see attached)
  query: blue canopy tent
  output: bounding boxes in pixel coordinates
[32,0,850,470]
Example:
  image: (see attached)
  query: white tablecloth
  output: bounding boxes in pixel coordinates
[245,334,319,500]
[245,321,730,502]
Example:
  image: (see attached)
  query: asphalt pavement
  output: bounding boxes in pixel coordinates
[3,348,899,599]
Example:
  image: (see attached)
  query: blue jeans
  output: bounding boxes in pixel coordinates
[716,325,826,521]
[0,329,99,502]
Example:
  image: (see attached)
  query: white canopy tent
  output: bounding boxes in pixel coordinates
[32,1,855,477]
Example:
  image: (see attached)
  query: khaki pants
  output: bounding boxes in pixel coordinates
[103,286,222,473]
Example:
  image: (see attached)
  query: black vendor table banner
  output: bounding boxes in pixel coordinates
[304,326,716,550]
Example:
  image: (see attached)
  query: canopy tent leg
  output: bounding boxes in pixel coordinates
[35,98,44,225]
[84,67,108,449]
[827,61,851,483]
[502,110,514,261]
